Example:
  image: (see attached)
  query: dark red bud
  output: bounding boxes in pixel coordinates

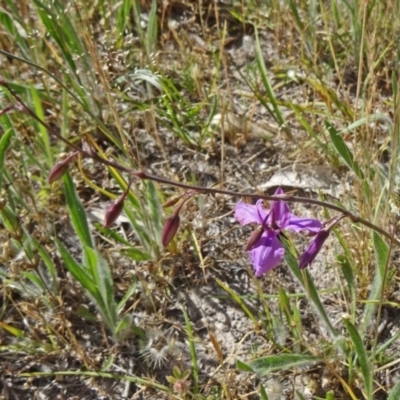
[103,187,131,228]
[162,214,180,247]
[48,151,79,184]
[245,227,263,251]
[103,197,125,228]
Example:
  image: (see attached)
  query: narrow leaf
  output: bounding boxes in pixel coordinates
[238,354,322,376]
[282,238,338,339]
[63,172,93,248]
[56,239,97,295]
[388,380,400,400]
[360,232,389,335]
[326,121,364,179]
[260,384,269,400]
[343,318,372,399]
[183,307,198,393]
[0,127,13,188]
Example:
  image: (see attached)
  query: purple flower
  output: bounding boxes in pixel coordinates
[234,188,322,277]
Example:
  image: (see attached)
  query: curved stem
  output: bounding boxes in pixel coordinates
[1,79,398,247]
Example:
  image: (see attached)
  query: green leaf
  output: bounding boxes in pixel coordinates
[117,281,137,313]
[145,180,163,241]
[215,278,258,326]
[30,85,52,166]
[37,244,58,292]
[0,127,13,189]
[388,380,400,400]
[236,359,254,372]
[114,314,133,341]
[0,206,19,233]
[56,239,97,295]
[260,384,269,400]
[282,238,338,339]
[101,354,115,372]
[343,318,372,399]
[337,254,356,319]
[146,0,158,56]
[238,354,322,376]
[360,232,389,335]
[122,247,152,261]
[325,121,364,179]
[375,326,400,356]
[21,271,46,293]
[63,173,93,248]
[83,246,116,330]
[0,321,25,338]
[183,307,198,394]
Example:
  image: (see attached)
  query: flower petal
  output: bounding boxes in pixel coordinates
[268,188,294,229]
[298,229,330,269]
[269,200,291,229]
[250,230,285,276]
[235,200,268,225]
[285,215,322,233]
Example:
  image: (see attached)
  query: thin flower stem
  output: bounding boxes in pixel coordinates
[140,171,400,247]
[1,78,399,247]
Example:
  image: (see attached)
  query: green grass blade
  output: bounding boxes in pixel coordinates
[183,307,199,394]
[0,126,14,189]
[146,0,158,57]
[325,121,364,180]
[114,314,133,341]
[282,238,338,340]
[63,172,93,248]
[338,254,356,320]
[237,354,322,376]
[56,239,97,295]
[360,232,389,335]
[343,318,372,399]
[388,380,400,400]
[95,223,152,260]
[215,278,258,327]
[117,281,137,313]
[260,384,269,400]
[30,85,52,166]
[145,180,163,247]
[83,246,117,330]
[375,327,400,356]
[0,320,26,338]
[116,0,132,42]
[122,248,152,262]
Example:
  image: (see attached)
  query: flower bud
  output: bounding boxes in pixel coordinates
[103,198,125,228]
[162,214,180,247]
[298,230,330,269]
[48,151,79,184]
[103,189,129,228]
[298,214,345,269]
